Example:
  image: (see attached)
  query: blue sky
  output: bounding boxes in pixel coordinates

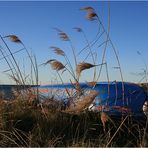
[0,1,148,84]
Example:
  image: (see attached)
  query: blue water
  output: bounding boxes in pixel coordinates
[0,82,147,116]
[35,82,147,116]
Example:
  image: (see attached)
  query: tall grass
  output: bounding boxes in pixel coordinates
[0,4,147,147]
[0,99,146,147]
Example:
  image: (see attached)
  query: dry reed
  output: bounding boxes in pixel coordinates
[86,11,97,21]
[80,7,94,11]
[73,27,82,32]
[76,62,96,78]
[45,59,65,71]
[50,46,65,56]
[80,7,97,21]
[64,91,98,113]
[101,112,108,132]
[59,32,69,41]
[87,81,97,87]
[3,35,22,43]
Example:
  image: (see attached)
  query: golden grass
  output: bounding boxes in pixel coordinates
[76,62,96,78]
[59,32,69,41]
[64,91,98,113]
[86,11,97,21]
[50,46,65,56]
[4,35,22,43]
[80,7,94,11]
[45,59,65,71]
[101,112,108,132]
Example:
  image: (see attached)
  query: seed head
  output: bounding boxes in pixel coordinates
[4,35,22,43]
[73,27,83,32]
[86,11,97,21]
[59,32,69,41]
[76,62,96,77]
[50,46,65,56]
[46,59,65,71]
[80,7,94,11]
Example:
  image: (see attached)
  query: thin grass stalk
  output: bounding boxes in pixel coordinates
[142,116,148,147]
[77,9,103,56]
[109,40,125,106]
[0,45,22,85]
[0,132,20,147]
[73,122,80,143]
[4,35,37,85]
[34,55,39,99]
[96,5,110,84]
[51,46,76,80]
[105,115,128,147]
[55,29,77,78]
[82,5,125,107]
[0,48,25,61]
[12,130,28,147]
[3,35,38,86]
[82,51,95,62]
[64,66,79,84]
[21,43,38,85]
[13,128,28,147]
[1,44,21,83]
[57,71,71,97]
[69,39,77,74]
[61,38,78,82]
[0,46,16,82]
[13,128,29,143]
[137,51,148,96]
[138,75,146,83]
[105,62,110,106]
[0,35,25,85]
[30,58,34,85]
[81,6,125,104]
[22,58,27,83]
[64,54,76,81]
[77,30,105,56]
[44,59,77,87]
[82,39,109,62]
[94,7,125,106]
[81,30,97,82]
[114,80,118,105]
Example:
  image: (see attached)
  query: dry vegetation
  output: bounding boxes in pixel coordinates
[0,98,147,147]
[0,5,147,147]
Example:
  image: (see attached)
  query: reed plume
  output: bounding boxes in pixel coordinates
[50,46,77,80]
[64,91,98,113]
[0,35,25,85]
[3,35,22,43]
[59,32,69,41]
[86,11,97,21]
[73,26,97,81]
[54,28,77,70]
[76,62,96,78]
[101,112,108,132]
[50,46,65,56]
[80,7,97,21]
[45,59,65,71]
[80,7,94,11]
[73,27,82,32]
[2,34,38,86]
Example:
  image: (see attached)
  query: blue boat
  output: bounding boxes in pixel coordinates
[34,81,147,116]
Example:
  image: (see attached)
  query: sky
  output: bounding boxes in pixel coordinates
[0,1,148,84]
